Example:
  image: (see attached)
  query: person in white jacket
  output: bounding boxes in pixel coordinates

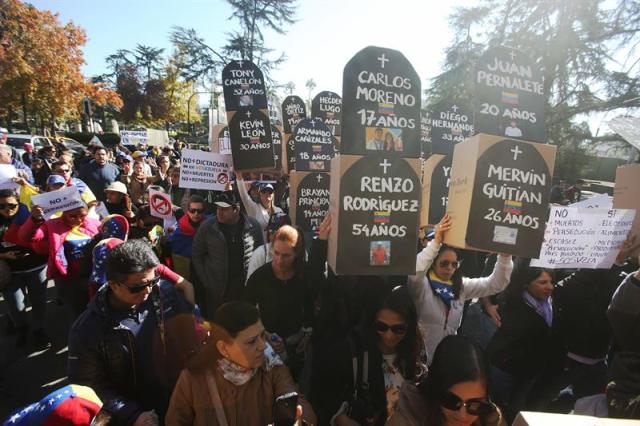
[236,173,283,240]
[409,214,514,362]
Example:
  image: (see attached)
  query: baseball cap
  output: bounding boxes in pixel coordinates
[260,183,275,193]
[104,181,127,195]
[47,175,66,186]
[132,150,147,159]
[214,192,239,208]
[249,181,262,190]
[24,143,33,152]
[121,155,133,163]
[267,212,291,232]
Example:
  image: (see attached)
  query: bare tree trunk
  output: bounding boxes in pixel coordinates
[21,93,28,130]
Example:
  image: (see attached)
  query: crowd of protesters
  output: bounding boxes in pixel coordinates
[0,129,639,426]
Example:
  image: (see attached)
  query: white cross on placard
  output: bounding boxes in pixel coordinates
[379,159,391,174]
[511,145,523,160]
[509,50,516,61]
[238,60,244,67]
[246,111,252,118]
[377,53,389,68]
[316,174,323,183]
[451,104,459,112]
[310,120,315,128]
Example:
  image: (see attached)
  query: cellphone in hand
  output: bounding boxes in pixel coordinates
[274,392,299,426]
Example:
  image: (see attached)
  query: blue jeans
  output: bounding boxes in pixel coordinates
[2,265,47,329]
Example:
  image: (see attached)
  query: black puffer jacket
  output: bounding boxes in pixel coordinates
[67,281,195,425]
[488,294,565,379]
[191,214,263,318]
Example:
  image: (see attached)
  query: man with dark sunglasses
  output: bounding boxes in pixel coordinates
[168,195,209,279]
[67,239,197,426]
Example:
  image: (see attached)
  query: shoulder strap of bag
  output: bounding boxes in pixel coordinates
[206,371,229,426]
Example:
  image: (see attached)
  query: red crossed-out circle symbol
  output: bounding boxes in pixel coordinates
[150,193,171,216]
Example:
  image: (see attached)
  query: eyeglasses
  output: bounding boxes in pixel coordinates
[438,260,459,269]
[440,392,493,416]
[118,276,161,294]
[0,203,18,210]
[374,321,407,335]
[188,208,204,214]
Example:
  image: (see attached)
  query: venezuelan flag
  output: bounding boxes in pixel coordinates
[501,91,519,105]
[378,103,395,116]
[312,145,322,153]
[503,199,523,215]
[374,211,391,223]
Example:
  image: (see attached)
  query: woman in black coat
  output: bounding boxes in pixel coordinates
[487,258,565,422]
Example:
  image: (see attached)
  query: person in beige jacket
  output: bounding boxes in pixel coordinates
[166,301,316,426]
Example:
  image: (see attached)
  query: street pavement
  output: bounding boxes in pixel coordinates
[0,282,71,420]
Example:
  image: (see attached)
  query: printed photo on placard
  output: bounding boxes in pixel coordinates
[474,47,545,143]
[370,241,391,266]
[342,46,421,157]
[222,60,268,112]
[365,127,403,152]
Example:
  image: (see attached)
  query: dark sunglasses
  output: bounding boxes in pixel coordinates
[0,203,18,210]
[438,260,459,269]
[119,276,161,294]
[188,208,204,214]
[440,392,493,416]
[374,321,407,335]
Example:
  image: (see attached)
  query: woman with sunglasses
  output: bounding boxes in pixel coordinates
[409,215,513,362]
[0,189,50,347]
[312,285,427,425]
[19,201,101,320]
[166,301,316,425]
[236,172,284,240]
[486,259,564,422]
[387,335,502,426]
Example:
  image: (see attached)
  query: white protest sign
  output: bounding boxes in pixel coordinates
[0,164,19,191]
[571,194,613,209]
[31,186,84,219]
[146,129,170,147]
[119,130,148,146]
[532,206,636,269]
[148,188,174,219]
[608,116,640,151]
[179,149,232,191]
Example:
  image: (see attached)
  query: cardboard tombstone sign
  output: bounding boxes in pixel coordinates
[445,134,556,258]
[429,102,474,155]
[420,154,453,227]
[271,125,283,171]
[328,153,421,275]
[228,109,275,171]
[282,95,307,135]
[293,118,336,172]
[218,126,232,155]
[289,171,330,232]
[613,163,640,257]
[268,95,283,126]
[342,46,422,158]
[420,110,431,158]
[209,124,227,153]
[474,47,545,143]
[312,91,342,137]
[222,60,268,115]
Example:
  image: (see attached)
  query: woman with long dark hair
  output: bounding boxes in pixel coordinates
[166,301,315,425]
[409,215,513,361]
[311,285,427,425]
[387,335,502,426]
[487,259,564,422]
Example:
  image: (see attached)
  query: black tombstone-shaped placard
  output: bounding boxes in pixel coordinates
[222,60,268,112]
[428,155,453,225]
[342,46,421,158]
[429,102,474,155]
[474,47,545,142]
[218,126,231,154]
[466,139,552,258]
[228,108,274,171]
[271,125,282,171]
[295,173,330,232]
[336,153,421,274]
[282,96,307,135]
[293,118,336,172]
[311,91,342,137]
